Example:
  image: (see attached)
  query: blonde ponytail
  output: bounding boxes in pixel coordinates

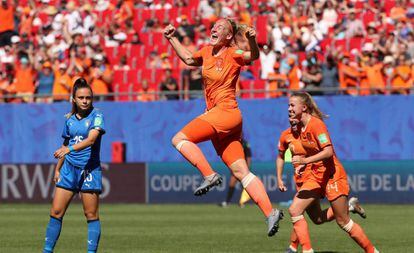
[291,92,328,120]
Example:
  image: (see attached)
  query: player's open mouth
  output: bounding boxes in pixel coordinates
[210,34,218,42]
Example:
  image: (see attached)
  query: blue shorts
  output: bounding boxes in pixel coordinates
[56,160,102,193]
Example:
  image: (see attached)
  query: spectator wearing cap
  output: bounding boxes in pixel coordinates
[287,57,302,91]
[382,55,395,89]
[345,8,366,38]
[176,15,195,41]
[267,62,287,98]
[52,62,73,101]
[160,53,172,70]
[391,54,412,94]
[0,0,16,47]
[338,52,361,95]
[259,44,276,80]
[159,68,179,100]
[35,61,55,103]
[366,22,380,40]
[320,54,339,95]
[11,56,36,102]
[92,53,112,87]
[137,79,157,102]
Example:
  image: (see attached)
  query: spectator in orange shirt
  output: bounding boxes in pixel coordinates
[363,55,386,94]
[391,54,412,94]
[287,57,302,91]
[0,0,16,47]
[53,62,73,102]
[12,56,36,102]
[267,62,287,98]
[338,52,360,95]
[137,79,156,102]
[390,0,407,22]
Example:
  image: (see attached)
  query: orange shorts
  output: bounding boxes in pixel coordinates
[297,174,349,202]
[180,106,244,166]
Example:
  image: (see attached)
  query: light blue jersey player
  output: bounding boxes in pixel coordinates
[43,78,105,253]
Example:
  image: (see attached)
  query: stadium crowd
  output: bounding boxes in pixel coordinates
[0,0,413,102]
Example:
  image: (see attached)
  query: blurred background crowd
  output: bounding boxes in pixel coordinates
[0,0,413,103]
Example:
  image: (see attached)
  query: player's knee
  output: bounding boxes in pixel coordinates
[50,208,64,219]
[309,216,323,225]
[288,206,303,218]
[336,216,350,228]
[84,211,98,220]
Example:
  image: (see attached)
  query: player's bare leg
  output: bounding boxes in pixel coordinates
[331,195,378,253]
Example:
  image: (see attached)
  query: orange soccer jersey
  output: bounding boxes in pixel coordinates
[300,116,349,200]
[278,127,310,188]
[192,46,246,110]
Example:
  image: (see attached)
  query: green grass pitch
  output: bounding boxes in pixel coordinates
[0,203,412,252]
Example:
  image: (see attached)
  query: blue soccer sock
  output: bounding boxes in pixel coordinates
[43,216,63,253]
[87,219,101,253]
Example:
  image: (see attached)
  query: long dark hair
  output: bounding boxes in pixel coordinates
[66,78,93,118]
[291,92,328,120]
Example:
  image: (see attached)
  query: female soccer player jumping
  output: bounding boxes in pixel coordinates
[164,19,283,236]
[285,92,378,253]
[43,78,105,253]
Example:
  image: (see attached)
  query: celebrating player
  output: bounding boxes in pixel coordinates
[277,117,367,253]
[43,78,105,253]
[164,19,283,236]
[283,92,378,253]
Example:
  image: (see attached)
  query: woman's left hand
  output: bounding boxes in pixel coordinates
[292,155,307,165]
[54,146,70,159]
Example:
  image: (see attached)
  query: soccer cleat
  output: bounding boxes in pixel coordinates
[374,247,379,253]
[348,197,367,219]
[284,246,297,253]
[219,201,229,208]
[266,209,284,237]
[194,174,223,196]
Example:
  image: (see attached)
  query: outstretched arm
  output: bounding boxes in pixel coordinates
[242,27,260,62]
[164,24,202,67]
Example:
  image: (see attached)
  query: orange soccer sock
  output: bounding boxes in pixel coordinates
[345,221,375,253]
[177,141,215,177]
[292,216,313,251]
[243,176,273,217]
[289,229,299,251]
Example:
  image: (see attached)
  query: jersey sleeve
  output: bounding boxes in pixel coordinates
[192,47,205,62]
[310,119,332,149]
[61,118,70,139]
[91,112,106,134]
[231,48,247,66]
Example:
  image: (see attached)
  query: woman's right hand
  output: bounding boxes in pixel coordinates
[164,24,176,39]
[278,179,287,192]
[53,170,60,184]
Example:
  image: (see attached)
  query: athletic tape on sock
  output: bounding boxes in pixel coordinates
[241,172,256,188]
[175,140,189,151]
[291,215,304,223]
[341,219,354,232]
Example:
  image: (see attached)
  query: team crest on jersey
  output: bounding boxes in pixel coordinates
[215,58,224,71]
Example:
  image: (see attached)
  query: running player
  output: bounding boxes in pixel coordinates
[285,92,378,253]
[220,136,252,207]
[164,19,283,236]
[277,117,366,253]
[43,78,105,253]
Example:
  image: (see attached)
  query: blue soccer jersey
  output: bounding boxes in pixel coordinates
[62,108,105,168]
